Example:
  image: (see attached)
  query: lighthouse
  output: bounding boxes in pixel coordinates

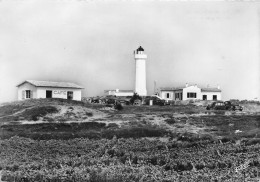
[134,46,147,96]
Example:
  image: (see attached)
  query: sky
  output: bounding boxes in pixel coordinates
[0,0,259,102]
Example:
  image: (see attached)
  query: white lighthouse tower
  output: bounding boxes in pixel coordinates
[134,46,147,96]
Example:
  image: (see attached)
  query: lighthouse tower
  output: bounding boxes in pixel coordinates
[134,46,147,96]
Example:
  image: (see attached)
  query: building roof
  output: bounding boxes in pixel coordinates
[160,87,185,91]
[104,89,134,93]
[137,46,144,52]
[17,80,84,89]
[201,88,221,92]
[160,86,221,92]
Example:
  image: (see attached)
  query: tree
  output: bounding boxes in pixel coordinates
[130,93,142,104]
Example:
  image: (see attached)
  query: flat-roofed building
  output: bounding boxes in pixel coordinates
[160,84,221,101]
[104,89,134,97]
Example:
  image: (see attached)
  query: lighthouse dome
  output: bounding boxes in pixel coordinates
[137,46,144,52]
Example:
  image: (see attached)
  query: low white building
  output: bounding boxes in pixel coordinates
[17,80,84,101]
[160,84,221,101]
[104,89,134,97]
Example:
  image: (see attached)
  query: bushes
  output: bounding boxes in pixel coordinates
[129,93,142,105]
[102,126,169,139]
[245,138,260,146]
[2,137,260,181]
[1,122,168,140]
[21,106,59,121]
[164,118,175,124]
[114,103,123,110]
[85,112,93,117]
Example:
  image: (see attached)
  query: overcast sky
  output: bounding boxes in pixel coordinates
[0,0,259,102]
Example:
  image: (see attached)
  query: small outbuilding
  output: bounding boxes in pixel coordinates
[17,80,84,101]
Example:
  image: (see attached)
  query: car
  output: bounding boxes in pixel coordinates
[144,96,168,106]
[224,101,243,111]
[206,101,226,110]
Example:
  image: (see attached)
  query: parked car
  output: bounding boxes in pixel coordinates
[224,101,243,111]
[144,96,168,106]
[206,101,226,110]
[117,99,130,106]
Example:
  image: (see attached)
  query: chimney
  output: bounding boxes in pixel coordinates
[116,89,119,93]
[195,84,197,88]
[217,85,220,89]
[186,83,189,87]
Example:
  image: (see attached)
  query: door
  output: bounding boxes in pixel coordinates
[46,90,52,98]
[203,95,207,100]
[67,91,73,100]
[213,95,217,100]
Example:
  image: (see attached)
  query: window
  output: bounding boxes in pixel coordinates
[187,92,197,98]
[166,93,170,98]
[203,95,207,100]
[26,90,31,98]
[175,93,179,100]
[67,91,73,100]
[213,95,217,100]
[175,93,183,100]
[46,90,52,98]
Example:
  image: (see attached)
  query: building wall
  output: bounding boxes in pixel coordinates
[160,86,222,101]
[135,54,147,96]
[201,92,221,100]
[18,83,82,101]
[160,91,174,101]
[37,87,82,101]
[17,83,37,100]
[174,90,183,100]
[183,86,201,100]
[105,90,134,97]
[115,92,134,97]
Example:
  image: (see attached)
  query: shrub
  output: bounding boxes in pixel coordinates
[21,106,58,121]
[165,118,175,124]
[245,138,260,146]
[106,123,118,128]
[86,112,93,117]
[130,93,142,104]
[114,103,123,110]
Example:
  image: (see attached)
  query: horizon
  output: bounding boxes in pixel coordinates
[0,1,259,103]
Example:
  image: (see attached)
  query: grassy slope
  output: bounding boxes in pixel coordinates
[1,99,260,181]
[0,98,260,141]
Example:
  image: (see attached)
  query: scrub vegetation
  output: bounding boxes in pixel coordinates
[1,98,260,181]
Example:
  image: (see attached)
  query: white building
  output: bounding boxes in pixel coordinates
[104,89,134,97]
[134,46,147,96]
[160,84,221,101]
[17,80,84,101]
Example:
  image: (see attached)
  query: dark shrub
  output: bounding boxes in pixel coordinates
[130,93,142,104]
[114,103,123,110]
[86,112,93,117]
[21,106,58,121]
[106,123,118,128]
[165,118,175,124]
[150,156,158,165]
[132,156,138,164]
[195,163,205,170]
[245,138,260,145]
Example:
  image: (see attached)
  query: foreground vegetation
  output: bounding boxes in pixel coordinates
[1,136,260,182]
[1,99,260,181]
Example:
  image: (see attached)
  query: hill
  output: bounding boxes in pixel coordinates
[1,99,260,181]
[0,98,260,141]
